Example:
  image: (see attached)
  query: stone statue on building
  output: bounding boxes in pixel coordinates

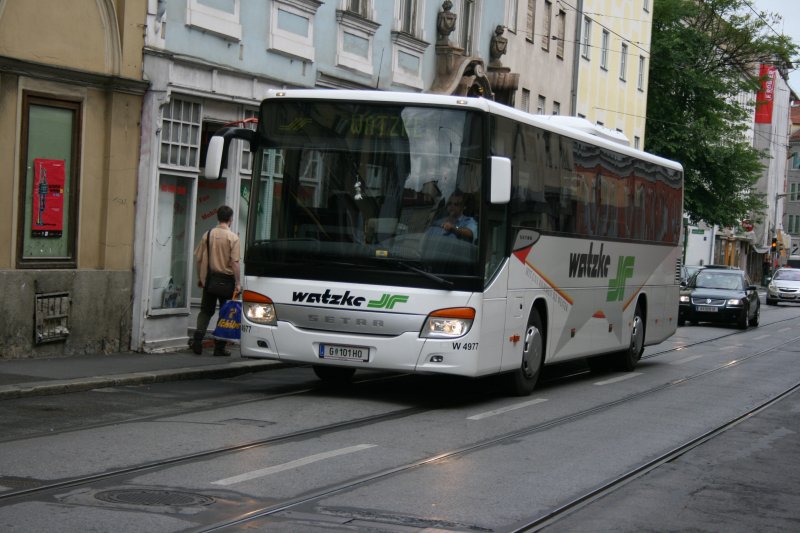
[437,0,457,46]
[489,25,507,68]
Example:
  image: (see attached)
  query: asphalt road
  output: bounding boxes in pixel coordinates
[0,301,798,532]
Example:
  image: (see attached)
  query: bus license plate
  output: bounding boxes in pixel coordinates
[319,343,369,362]
[697,306,717,312]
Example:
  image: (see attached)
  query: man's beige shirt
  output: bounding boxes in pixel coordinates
[194,224,241,285]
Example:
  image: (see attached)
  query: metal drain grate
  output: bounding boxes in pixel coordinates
[94,489,215,507]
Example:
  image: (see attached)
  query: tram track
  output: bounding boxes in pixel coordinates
[642,313,800,360]
[0,371,406,445]
[3,314,798,529]
[512,381,800,532]
[194,331,800,532]
[0,402,430,503]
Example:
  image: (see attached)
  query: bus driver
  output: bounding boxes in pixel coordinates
[426,189,477,243]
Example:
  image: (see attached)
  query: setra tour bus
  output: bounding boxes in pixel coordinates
[204,90,684,395]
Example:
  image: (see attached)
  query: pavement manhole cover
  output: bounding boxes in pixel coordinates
[94,489,215,507]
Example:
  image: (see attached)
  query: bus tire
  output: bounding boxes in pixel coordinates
[504,308,544,396]
[615,303,645,372]
[313,365,356,385]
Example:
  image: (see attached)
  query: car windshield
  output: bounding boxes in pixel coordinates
[773,269,800,281]
[694,271,743,290]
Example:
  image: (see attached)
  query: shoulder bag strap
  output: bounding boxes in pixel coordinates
[205,229,213,277]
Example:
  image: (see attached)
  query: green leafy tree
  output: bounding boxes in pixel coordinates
[646,0,797,228]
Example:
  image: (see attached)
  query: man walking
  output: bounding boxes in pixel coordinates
[191,205,241,356]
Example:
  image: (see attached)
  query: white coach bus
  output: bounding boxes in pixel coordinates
[205,90,684,395]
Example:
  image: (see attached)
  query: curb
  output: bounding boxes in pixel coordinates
[0,360,286,400]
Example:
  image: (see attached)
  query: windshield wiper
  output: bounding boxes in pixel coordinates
[394,260,454,288]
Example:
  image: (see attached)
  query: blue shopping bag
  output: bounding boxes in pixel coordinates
[213,299,241,342]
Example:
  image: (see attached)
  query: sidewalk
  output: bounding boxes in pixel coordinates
[0,342,284,400]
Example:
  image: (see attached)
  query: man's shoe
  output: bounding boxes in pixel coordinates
[190,334,204,355]
[213,350,232,357]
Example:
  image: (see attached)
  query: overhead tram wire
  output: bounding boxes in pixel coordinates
[555,0,652,57]
[520,30,649,59]
[744,0,787,40]
[742,1,798,77]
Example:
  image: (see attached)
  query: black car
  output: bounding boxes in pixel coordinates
[678,267,760,329]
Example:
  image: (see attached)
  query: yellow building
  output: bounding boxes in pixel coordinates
[0,0,148,358]
[574,0,652,149]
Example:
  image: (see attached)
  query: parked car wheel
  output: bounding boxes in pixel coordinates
[737,307,748,329]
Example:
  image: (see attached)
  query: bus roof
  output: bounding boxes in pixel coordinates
[262,89,684,172]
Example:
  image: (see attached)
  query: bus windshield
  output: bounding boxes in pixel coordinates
[244,101,485,288]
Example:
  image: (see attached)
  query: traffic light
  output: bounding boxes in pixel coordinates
[771,237,778,252]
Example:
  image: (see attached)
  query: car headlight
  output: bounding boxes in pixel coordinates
[726,298,744,306]
[243,290,277,325]
[679,295,690,303]
[421,307,475,338]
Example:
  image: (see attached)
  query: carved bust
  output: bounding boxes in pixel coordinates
[489,25,508,67]
[437,0,457,45]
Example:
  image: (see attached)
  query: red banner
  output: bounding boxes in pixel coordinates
[755,64,777,124]
[31,158,65,238]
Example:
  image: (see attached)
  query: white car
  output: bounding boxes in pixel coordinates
[766,268,800,305]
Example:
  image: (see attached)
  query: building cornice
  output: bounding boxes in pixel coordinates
[143,47,296,90]
[0,55,148,95]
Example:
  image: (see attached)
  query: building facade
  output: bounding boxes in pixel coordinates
[784,100,800,260]
[0,0,148,358]
[574,0,652,148]
[133,0,507,352]
[502,0,577,116]
[752,64,791,275]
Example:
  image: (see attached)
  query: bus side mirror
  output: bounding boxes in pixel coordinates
[203,127,257,179]
[204,136,225,179]
[490,156,511,204]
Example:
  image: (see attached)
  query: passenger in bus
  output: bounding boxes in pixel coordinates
[426,189,477,243]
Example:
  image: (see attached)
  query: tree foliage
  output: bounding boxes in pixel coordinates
[646,0,798,228]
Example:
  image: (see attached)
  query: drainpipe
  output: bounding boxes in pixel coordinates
[570,0,584,116]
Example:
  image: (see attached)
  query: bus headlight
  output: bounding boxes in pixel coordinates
[420,307,475,338]
[243,290,277,325]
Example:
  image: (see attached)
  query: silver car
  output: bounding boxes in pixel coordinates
[766,268,800,305]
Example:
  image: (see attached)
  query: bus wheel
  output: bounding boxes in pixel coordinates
[313,365,356,385]
[615,303,645,372]
[504,309,544,396]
